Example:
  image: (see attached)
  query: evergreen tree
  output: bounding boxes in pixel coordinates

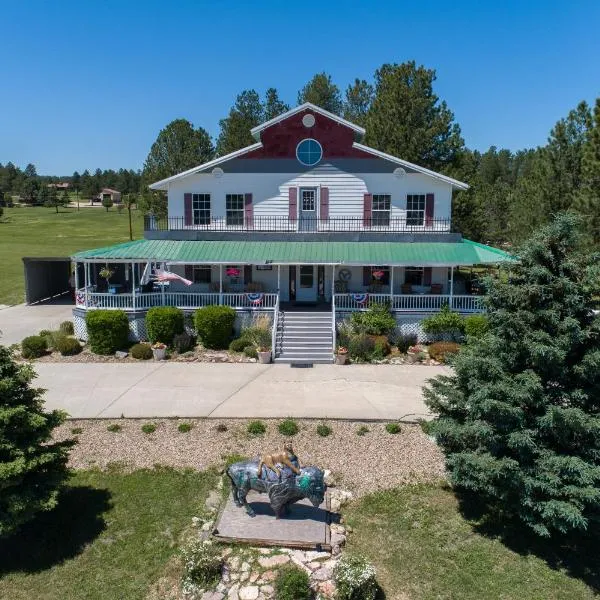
[343,79,373,127]
[0,346,73,537]
[425,213,600,538]
[263,87,289,121]
[23,163,37,178]
[297,72,343,114]
[216,90,263,156]
[365,61,464,171]
[575,98,600,245]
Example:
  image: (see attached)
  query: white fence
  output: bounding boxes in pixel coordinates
[334,294,482,313]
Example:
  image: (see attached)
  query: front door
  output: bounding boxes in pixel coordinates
[299,188,317,232]
[296,265,317,302]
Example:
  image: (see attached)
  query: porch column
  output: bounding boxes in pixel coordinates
[389,266,394,307]
[331,264,336,351]
[131,262,136,310]
[449,266,454,309]
[277,264,281,296]
[219,265,223,305]
[84,262,89,308]
[74,261,79,294]
[160,262,166,306]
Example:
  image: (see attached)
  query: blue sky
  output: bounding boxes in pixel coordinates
[2,0,599,175]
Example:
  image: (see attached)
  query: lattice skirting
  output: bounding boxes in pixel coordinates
[336,312,431,343]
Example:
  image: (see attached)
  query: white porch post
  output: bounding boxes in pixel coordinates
[74,261,79,293]
[131,262,136,310]
[331,264,336,353]
[84,262,89,308]
[450,266,454,309]
[277,264,281,301]
[390,266,394,307]
[219,265,223,305]
[160,262,166,306]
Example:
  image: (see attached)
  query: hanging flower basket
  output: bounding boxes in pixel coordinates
[372,270,385,280]
[226,267,241,277]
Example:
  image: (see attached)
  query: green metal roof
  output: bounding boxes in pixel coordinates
[73,239,514,266]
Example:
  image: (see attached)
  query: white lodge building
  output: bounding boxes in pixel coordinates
[72,103,512,362]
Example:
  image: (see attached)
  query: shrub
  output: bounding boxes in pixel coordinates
[371,336,391,359]
[21,335,47,358]
[0,346,73,538]
[145,306,184,345]
[278,419,299,436]
[222,453,246,469]
[38,329,52,338]
[181,539,222,593]
[350,303,396,335]
[71,427,83,435]
[130,342,153,360]
[422,305,464,341]
[240,325,271,349]
[463,314,489,340]
[348,334,375,362]
[334,554,378,600]
[428,341,461,363]
[141,422,157,434]
[418,418,435,435]
[385,423,401,434]
[86,310,129,355]
[243,345,258,359]
[178,422,193,433]
[229,337,249,352]
[194,305,236,349]
[55,336,82,356]
[107,423,122,433]
[215,423,228,433]
[173,332,194,353]
[247,420,267,435]
[274,564,311,600]
[316,423,332,437]
[389,330,418,353]
[59,320,74,335]
[356,425,370,436]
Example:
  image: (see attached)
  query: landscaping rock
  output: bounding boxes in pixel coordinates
[323,469,336,487]
[260,585,274,596]
[331,532,346,547]
[304,551,331,562]
[330,489,353,513]
[114,351,128,359]
[227,584,239,600]
[241,561,251,572]
[258,554,289,568]
[249,572,260,583]
[206,490,221,512]
[317,580,336,598]
[238,585,259,600]
[202,592,225,600]
[260,570,276,582]
[312,565,334,581]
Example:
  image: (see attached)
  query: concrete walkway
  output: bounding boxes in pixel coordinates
[35,362,447,420]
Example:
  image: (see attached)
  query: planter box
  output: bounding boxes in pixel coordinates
[335,353,348,365]
[257,350,271,364]
[152,347,166,360]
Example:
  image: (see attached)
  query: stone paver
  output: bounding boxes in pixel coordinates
[34,362,445,420]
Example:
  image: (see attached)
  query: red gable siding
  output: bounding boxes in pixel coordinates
[243,109,372,160]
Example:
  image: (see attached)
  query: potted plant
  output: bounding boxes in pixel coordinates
[257,345,271,364]
[151,341,167,360]
[99,266,115,293]
[335,346,348,365]
[406,344,425,364]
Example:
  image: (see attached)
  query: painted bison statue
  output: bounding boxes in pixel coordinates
[226,459,326,518]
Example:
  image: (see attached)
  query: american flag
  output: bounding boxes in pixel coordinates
[153,269,192,286]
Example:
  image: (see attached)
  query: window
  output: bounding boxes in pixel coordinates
[406,194,425,226]
[226,194,244,226]
[372,194,391,226]
[301,189,316,211]
[192,266,211,284]
[369,266,390,286]
[405,267,424,286]
[192,193,210,225]
[300,266,314,288]
[296,139,323,166]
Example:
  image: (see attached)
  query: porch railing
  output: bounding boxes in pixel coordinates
[334,294,483,313]
[145,215,452,234]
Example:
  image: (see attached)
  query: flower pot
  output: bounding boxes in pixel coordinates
[152,347,166,361]
[406,352,417,364]
[257,350,271,364]
[335,353,348,365]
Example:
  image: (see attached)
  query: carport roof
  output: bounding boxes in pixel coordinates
[72,239,514,266]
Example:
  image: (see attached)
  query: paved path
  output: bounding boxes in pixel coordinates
[35,362,447,420]
[0,301,74,346]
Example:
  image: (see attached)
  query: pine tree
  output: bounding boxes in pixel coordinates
[343,79,373,127]
[0,346,74,537]
[263,88,289,121]
[425,213,600,538]
[216,90,264,156]
[297,72,343,114]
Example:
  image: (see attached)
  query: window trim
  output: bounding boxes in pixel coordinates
[192,193,211,226]
[406,194,426,226]
[372,194,391,227]
[225,193,245,227]
[296,138,323,167]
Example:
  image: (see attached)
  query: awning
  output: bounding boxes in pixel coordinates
[72,239,514,266]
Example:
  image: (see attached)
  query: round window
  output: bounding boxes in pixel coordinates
[296,138,323,166]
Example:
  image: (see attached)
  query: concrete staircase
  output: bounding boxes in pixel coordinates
[274,311,333,364]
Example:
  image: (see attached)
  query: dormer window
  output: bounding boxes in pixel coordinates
[296,138,322,166]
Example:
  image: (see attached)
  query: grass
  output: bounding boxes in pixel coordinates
[385,422,401,434]
[141,423,157,434]
[177,422,193,433]
[356,425,370,436]
[0,467,214,600]
[344,484,598,600]
[316,423,332,437]
[247,420,267,436]
[0,206,144,305]
[278,418,299,436]
[107,423,122,433]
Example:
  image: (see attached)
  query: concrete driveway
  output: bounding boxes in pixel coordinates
[0,300,74,346]
[35,362,447,420]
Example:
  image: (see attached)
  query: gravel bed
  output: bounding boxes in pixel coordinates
[54,419,446,496]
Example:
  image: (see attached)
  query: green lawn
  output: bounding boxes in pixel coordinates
[0,206,144,305]
[345,484,598,600]
[0,467,214,600]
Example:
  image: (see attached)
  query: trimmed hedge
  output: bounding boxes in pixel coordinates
[145,306,184,345]
[86,310,129,355]
[55,336,82,356]
[194,305,236,349]
[21,335,47,358]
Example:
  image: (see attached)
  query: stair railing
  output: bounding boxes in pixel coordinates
[332,294,336,361]
[271,294,280,358]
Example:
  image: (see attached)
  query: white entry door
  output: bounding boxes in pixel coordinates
[296,265,317,302]
[299,188,317,232]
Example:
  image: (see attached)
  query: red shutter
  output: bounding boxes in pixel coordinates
[425,193,434,227]
[185,265,193,281]
[423,267,432,286]
[363,193,372,227]
[244,193,253,229]
[289,187,297,223]
[320,187,329,220]
[363,267,371,286]
[184,193,192,226]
